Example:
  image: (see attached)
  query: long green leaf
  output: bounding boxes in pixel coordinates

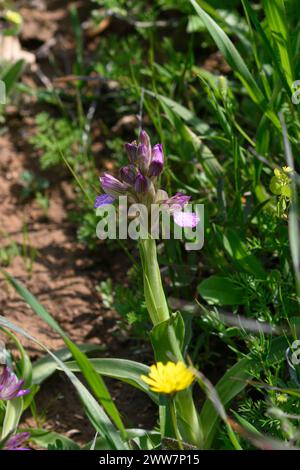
[32,344,101,385]
[64,358,159,404]
[262,0,294,86]
[1,60,24,95]
[190,0,281,130]
[145,89,209,135]
[241,0,291,94]
[1,398,23,440]
[1,271,126,439]
[198,276,247,306]
[190,1,263,98]
[64,337,128,440]
[160,100,224,182]
[0,315,126,450]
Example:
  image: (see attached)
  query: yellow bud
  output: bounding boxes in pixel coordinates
[276,393,288,404]
[270,166,292,199]
[282,166,293,174]
[5,10,22,26]
[218,75,228,97]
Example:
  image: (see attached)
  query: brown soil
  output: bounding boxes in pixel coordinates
[0,0,156,446]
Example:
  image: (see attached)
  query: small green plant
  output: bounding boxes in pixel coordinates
[0,228,37,274]
[20,170,50,213]
[0,242,19,267]
[30,113,83,170]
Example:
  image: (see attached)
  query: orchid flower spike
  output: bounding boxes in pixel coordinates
[95,130,199,228]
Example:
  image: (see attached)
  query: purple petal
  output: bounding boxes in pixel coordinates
[0,367,30,400]
[149,143,164,177]
[139,129,151,148]
[125,142,138,163]
[94,194,115,208]
[16,389,30,398]
[120,165,137,185]
[134,172,149,193]
[4,432,30,451]
[0,367,10,386]
[173,210,200,228]
[168,193,191,207]
[158,192,191,209]
[100,173,128,197]
[137,143,151,172]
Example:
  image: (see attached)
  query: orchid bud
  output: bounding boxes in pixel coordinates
[137,143,151,172]
[125,142,138,163]
[134,171,149,193]
[100,173,128,197]
[148,144,164,177]
[120,165,137,185]
[139,129,151,149]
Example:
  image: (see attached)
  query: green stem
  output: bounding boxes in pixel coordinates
[169,396,184,450]
[139,237,203,447]
[139,238,170,325]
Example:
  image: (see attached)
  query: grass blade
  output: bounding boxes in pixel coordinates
[64,358,159,404]
[190,0,281,130]
[1,270,127,439]
[241,0,291,94]
[0,315,126,450]
[32,344,101,385]
[262,0,294,86]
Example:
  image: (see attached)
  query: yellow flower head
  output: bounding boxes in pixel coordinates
[270,166,293,199]
[276,393,288,404]
[5,10,22,26]
[141,361,195,395]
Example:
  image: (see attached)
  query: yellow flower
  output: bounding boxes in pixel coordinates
[5,10,22,26]
[141,361,195,394]
[270,166,293,199]
[282,166,293,174]
[276,393,288,404]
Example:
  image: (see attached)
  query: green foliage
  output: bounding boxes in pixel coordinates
[114,282,149,336]
[198,275,247,306]
[2,0,300,451]
[31,113,82,170]
[0,241,19,267]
